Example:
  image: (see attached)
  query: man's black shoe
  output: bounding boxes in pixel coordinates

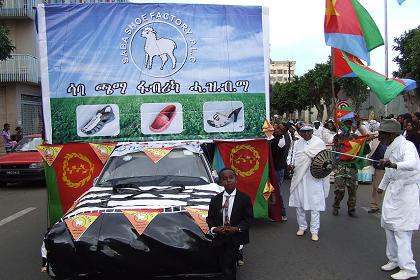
[332,208,339,216]
[348,211,357,217]
[368,208,380,213]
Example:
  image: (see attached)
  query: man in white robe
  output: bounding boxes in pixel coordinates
[287,126,330,241]
[313,120,324,139]
[377,119,420,280]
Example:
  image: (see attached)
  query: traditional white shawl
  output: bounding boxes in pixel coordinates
[290,136,326,193]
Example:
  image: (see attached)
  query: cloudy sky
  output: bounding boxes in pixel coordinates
[133,0,420,77]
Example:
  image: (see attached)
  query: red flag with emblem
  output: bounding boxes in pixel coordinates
[213,139,273,218]
[45,143,105,224]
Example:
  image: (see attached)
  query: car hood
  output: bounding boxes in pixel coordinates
[0,151,42,165]
[45,182,224,278]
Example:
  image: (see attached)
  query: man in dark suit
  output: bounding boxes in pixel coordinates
[206,168,253,280]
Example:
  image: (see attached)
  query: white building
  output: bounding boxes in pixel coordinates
[270,60,296,84]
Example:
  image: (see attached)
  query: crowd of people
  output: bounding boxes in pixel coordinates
[268,111,420,280]
[1,123,23,153]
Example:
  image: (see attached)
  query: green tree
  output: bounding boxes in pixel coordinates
[337,77,370,113]
[0,0,16,61]
[301,62,335,120]
[271,77,310,117]
[0,25,15,61]
[392,25,420,82]
[392,26,420,112]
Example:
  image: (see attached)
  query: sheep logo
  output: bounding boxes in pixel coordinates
[141,27,177,70]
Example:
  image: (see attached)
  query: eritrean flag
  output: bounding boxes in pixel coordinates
[213,139,274,219]
[324,0,384,64]
[335,106,354,121]
[332,47,359,78]
[40,143,113,224]
[342,51,417,104]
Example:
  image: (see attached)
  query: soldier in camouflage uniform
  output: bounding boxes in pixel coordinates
[332,119,369,217]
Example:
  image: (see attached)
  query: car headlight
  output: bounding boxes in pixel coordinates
[29,162,44,169]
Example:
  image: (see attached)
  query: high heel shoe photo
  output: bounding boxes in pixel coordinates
[207,107,242,128]
[149,104,177,132]
[81,105,116,135]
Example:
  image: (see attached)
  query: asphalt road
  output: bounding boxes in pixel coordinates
[0,180,418,280]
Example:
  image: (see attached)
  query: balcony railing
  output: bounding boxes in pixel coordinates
[0,54,39,84]
[0,0,37,19]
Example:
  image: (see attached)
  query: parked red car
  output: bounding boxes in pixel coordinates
[0,134,44,187]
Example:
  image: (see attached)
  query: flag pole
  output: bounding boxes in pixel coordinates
[384,0,389,116]
[331,47,336,117]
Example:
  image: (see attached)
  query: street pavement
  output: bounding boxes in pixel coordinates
[0,179,418,280]
[240,179,420,280]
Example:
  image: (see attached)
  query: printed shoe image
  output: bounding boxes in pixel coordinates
[150,104,177,133]
[81,105,115,135]
[207,107,242,128]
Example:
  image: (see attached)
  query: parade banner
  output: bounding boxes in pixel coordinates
[122,209,163,235]
[37,3,270,144]
[65,213,101,241]
[185,207,209,233]
[45,143,106,224]
[213,139,273,218]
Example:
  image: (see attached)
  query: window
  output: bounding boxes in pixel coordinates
[21,95,42,135]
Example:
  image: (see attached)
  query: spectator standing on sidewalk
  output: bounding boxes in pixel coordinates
[2,123,16,153]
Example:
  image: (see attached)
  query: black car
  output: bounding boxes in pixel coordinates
[43,143,223,279]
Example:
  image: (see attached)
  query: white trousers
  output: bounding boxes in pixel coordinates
[296,207,320,234]
[385,229,417,274]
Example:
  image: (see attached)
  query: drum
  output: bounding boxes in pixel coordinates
[310,150,337,179]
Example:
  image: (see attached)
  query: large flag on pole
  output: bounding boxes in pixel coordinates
[324,0,384,64]
[341,51,417,104]
[332,47,359,78]
[213,139,273,219]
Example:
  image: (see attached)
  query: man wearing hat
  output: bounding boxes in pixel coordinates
[287,125,330,241]
[377,119,419,280]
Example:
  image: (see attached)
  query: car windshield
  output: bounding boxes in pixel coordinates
[14,137,43,152]
[98,149,211,186]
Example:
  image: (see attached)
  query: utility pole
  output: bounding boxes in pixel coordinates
[287,61,291,82]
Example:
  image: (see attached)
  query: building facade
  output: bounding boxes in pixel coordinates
[0,0,42,135]
[0,0,126,136]
[269,60,296,84]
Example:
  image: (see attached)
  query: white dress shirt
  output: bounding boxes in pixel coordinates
[210,188,237,234]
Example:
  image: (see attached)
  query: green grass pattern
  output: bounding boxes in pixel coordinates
[51,93,266,144]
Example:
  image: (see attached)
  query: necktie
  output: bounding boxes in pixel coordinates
[223,195,230,226]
